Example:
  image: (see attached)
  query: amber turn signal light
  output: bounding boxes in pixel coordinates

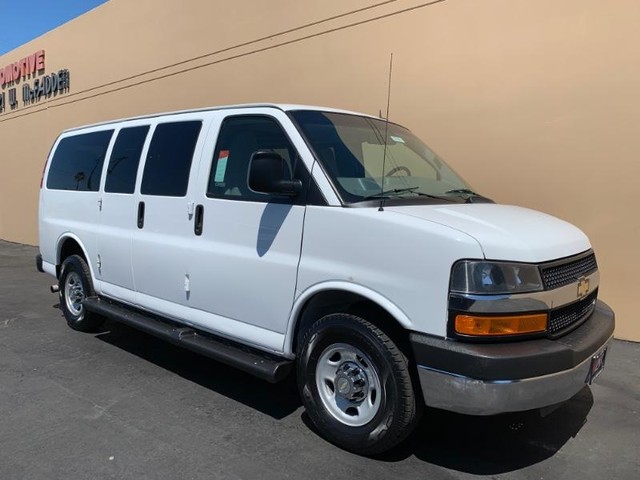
[455,313,548,336]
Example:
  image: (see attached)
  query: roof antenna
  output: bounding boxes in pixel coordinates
[379,53,394,212]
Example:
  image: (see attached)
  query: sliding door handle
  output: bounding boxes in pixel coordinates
[137,201,145,229]
[194,204,204,236]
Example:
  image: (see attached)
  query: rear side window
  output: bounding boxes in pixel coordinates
[46,130,113,191]
[141,121,202,197]
[105,126,150,194]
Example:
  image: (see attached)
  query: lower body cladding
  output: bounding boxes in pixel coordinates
[410,300,615,415]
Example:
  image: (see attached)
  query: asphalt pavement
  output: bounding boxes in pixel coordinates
[0,239,638,480]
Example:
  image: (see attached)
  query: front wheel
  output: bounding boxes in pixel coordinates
[297,313,420,455]
[59,255,103,332]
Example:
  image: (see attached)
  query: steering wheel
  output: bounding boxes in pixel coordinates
[387,166,412,176]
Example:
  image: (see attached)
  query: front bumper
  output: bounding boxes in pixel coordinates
[410,300,615,415]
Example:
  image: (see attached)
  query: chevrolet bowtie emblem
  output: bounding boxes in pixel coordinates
[577,276,590,298]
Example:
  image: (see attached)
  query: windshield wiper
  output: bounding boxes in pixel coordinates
[445,188,493,203]
[445,188,480,196]
[364,187,454,201]
[364,187,423,200]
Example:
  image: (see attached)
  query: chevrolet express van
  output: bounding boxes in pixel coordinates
[37,104,614,454]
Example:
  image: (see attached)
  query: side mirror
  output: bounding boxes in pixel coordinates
[248,151,302,197]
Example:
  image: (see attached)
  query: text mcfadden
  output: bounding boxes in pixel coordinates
[0,50,70,114]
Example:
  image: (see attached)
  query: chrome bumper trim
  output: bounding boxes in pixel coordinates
[416,333,612,416]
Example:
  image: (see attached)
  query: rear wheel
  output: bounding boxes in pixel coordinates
[297,313,420,455]
[59,255,103,332]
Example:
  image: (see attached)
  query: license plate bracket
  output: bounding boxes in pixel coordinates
[585,347,607,385]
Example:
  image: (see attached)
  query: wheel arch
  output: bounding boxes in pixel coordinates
[284,282,413,357]
[55,234,94,280]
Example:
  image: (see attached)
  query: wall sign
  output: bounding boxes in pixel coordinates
[0,50,71,115]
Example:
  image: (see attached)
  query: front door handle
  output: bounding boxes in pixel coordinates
[137,201,145,229]
[194,204,204,236]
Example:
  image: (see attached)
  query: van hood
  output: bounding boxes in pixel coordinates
[387,204,591,263]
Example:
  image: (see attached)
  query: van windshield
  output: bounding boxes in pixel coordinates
[290,110,474,204]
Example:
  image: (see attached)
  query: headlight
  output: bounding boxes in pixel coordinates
[450,260,543,294]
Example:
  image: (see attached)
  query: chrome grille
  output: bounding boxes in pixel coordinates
[541,253,598,290]
[549,291,597,334]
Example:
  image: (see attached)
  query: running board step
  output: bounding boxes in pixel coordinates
[82,297,293,383]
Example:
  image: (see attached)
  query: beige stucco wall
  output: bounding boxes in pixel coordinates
[0,0,637,340]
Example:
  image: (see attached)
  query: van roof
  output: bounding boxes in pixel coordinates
[62,103,377,133]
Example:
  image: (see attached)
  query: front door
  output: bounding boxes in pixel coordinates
[185,112,307,349]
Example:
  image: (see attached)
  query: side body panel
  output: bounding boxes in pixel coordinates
[97,120,154,303]
[131,114,212,307]
[39,127,117,276]
[293,205,484,341]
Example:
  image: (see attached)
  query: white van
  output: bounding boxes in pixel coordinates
[37,104,614,454]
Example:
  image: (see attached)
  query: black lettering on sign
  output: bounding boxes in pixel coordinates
[58,69,70,92]
[3,68,71,112]
[8,88,17,109]
[22,84,30,105]
[36,78,45,98]
[44,75,53,95]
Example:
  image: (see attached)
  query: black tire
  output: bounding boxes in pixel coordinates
[297,313,420,455]
[59,254,104,332]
